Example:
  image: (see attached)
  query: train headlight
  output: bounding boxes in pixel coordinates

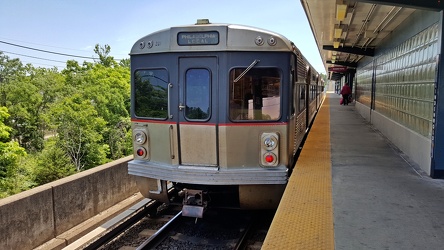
[260,133,279,167]
[134,131,147,144]
[263,136,277,150]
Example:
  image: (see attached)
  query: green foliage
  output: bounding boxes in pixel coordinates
[94,44,116,67]
[62,59,131,161]
[0,44,132,198]
[119,58,130,68]
[33,139,75,185]
[49,93,108,171]
[108,117,132,160]
[0,107,12,140]
[0,107,26,171]
[0,107,28,197]
[0,52,25,106]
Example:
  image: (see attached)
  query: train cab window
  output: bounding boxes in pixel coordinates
[185,69,211,120]
[229,68,280,121]
[134,69,168,119]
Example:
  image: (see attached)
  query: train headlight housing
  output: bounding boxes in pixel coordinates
[268,36,277,46]
[263,136,277,150]
[134,131,147,144]
[133,127,149,159]
[255,36,264,46]
[260,133,279,167]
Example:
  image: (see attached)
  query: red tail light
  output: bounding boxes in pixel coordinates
[136,147,147,157]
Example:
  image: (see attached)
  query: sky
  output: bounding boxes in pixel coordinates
[0,0,325,74]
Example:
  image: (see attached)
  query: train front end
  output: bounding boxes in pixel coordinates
[128,20,297,217]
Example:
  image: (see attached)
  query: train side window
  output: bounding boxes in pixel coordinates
[229,68,280,121]
[185,69,211,120]
[134,69,168,119]
[291,69,295,115]
[299,85,306,112]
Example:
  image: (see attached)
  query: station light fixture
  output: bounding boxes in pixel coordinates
[334,24,343,39]
[336,4,348,21]
[333,39,341,49]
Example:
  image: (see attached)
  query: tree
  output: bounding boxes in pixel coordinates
[33,139,75,185]
[94,44,115,67]
[0,107,26,175]
[0,107,27,197]
[4,66,66,152]
[0,46,132,196]
[77,61,131,160]
[49,94,108,171]
[61,47,131,161]
[119,58,130,68]
[108,117,132,159]
[0,52,25,106]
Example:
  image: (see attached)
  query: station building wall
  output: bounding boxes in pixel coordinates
[355,9,440,176]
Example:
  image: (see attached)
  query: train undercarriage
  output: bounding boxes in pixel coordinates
[134,176,286,218]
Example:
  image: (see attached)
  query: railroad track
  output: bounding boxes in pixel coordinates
[82,204,274,250]
[135,208,273,249]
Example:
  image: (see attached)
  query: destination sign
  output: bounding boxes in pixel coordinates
[177,31,219,45]
[328,66,348,72]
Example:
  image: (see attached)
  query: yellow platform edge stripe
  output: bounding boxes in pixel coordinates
[262,97,334,249]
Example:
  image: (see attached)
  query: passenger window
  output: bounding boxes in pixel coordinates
[299,85,306,112]
[229,68,281,121]
[185,69,211,120]
[134,69,168,119]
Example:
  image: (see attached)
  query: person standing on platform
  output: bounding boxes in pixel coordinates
[340,83,352,105]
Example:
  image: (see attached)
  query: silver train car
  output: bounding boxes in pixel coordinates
[128,19,324,217]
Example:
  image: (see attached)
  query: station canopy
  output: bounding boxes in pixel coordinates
[300,0,444,80]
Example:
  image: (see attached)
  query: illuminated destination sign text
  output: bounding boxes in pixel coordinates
[178,31,219,45]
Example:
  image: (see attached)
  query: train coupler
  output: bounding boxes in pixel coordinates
[181,189,207,218]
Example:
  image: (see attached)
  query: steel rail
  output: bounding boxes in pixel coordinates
[136,211,183,249]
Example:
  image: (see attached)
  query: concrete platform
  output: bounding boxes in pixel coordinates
[263,93,444,249]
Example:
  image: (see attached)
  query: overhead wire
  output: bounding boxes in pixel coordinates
[0,36,128,58]
[1,50,68,63]
[0,36,97,53]
[0,39,125,68]
[0,40,96,59]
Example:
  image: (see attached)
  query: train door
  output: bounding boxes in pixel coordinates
[178,57,218,167]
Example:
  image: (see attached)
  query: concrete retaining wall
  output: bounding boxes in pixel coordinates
[0,156,138,250]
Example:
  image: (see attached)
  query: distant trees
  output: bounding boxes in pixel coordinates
[0,45,132,198]
[0,107,27,197]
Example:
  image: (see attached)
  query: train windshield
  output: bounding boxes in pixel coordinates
[229,68,281,121]
[134,69,168,119]
[185,69,211,120]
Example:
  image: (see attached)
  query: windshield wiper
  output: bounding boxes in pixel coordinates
[233,59,260,83]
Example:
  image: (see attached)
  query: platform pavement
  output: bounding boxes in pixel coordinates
[330,92,444,249]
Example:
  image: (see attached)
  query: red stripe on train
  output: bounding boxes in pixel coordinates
[131,119,287,126]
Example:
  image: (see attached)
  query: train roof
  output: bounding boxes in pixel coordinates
[130,20,295,55]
